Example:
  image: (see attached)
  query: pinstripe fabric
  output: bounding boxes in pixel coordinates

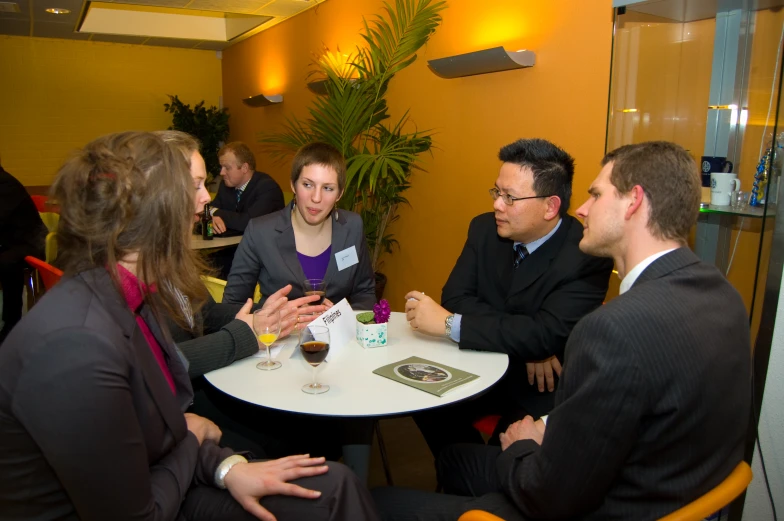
[167,296,258,379]
[493,247,752,520]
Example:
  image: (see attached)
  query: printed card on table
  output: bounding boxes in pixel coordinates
[306,298,355,360]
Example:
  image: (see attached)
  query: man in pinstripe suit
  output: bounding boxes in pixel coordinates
[373,141,751,520]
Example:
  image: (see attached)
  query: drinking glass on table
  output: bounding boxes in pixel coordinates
[254,308,282,371]
[300,325,330,394]
[302,279,327,305]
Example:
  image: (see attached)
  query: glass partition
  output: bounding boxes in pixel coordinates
[607,0,784,348]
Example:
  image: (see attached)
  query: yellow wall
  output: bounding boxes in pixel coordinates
[222,0,615,310]
[0,36,222,186]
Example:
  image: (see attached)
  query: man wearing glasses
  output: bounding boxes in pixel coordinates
[405,138,613,459]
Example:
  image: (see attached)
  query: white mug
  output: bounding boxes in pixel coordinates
[711,173,741,206]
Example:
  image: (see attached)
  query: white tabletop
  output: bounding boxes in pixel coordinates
[204,312,509,417]
[190,235,242,250]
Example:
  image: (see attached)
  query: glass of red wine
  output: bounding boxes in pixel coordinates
[300,325,330,394]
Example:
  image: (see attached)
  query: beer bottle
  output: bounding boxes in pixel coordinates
[202,203,214,240]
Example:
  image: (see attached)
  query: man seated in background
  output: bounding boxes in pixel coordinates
[0,156,47,343]
[405,138,613,458]
[374,141,751,521]
[209,141,284,277]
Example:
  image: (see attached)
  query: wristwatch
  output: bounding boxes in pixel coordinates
[445,314,454,338]
[214,454,248,489]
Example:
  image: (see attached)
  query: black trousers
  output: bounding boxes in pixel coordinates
[372,444,528,521]
[0,243,44,340]
[180,462,381,521]
[413,384,535,459]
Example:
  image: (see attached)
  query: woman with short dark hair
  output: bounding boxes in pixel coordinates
[222,142,376,316]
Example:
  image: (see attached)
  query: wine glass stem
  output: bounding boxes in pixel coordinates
[311,366,318,388]
[266,344,272,365]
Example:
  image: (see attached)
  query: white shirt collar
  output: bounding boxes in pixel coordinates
[237,176,251,193]
[619,248,677,294]
[514,218,562,255]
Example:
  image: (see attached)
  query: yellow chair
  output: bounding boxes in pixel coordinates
[658,461,752,521]
[39,212,59,233]
[202,276,261,305]
[44,232,57,264]
[283,191,294,205]
[202,276,227,303]
[458,462,753,521]
[458,512,504,521]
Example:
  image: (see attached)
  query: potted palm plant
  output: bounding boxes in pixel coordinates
[260,0,446,298]
[164,95,230,186]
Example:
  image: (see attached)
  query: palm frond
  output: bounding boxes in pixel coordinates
[260,0,445,271]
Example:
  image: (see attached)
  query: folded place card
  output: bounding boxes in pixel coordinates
[306,298,355,361]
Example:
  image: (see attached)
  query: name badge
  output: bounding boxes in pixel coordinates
[335,245,359,271]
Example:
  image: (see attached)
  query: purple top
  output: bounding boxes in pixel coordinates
[298,246,332,282]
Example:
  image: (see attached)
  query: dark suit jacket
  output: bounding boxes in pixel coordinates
[0,166,47,254]
[496,248,751,520]
[442,213,613,416]
[223,204,376,310]
[212,171,285,236]
[0,268,235,521]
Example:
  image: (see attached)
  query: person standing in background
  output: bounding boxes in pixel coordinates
[0,156,47,343]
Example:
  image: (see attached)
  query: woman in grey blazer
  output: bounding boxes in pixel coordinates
[223,143,376,319]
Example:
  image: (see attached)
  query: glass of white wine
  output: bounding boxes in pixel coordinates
[254,308,281,371]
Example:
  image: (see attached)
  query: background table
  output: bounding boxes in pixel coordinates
[191,235,242,250]
[204,312,509,417]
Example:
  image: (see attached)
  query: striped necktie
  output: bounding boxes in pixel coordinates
[235,188,243,208]
[514,243,529,268]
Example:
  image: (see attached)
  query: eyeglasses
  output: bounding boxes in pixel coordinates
[489,187,554,206]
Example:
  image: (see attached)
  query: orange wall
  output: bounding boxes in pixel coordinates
[222,0,615,310]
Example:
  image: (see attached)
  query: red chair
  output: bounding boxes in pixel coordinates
[30,194,59,214]
[30,195,48,212]
[25,256,63,292]
[473,415,501,437]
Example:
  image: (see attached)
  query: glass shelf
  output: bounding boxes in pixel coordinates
[699,203,776,218]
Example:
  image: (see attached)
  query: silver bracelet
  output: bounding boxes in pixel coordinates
[214,454,248,489]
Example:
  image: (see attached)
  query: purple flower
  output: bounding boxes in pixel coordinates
[373,299,391,324]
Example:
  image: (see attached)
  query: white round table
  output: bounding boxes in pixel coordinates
[204,312,509,417]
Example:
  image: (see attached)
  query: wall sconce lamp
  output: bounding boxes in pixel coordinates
[306,78,357,96]
[242,93,283,107]
[428,47,536,79]
[306,80,329,96]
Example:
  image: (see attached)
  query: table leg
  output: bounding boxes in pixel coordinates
[342,443,371,484]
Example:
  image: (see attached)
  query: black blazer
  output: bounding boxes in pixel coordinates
[442,213,613,416]
[0,268,235,520]
[212,171,285,236]
[223,204,376,310]
[0,166,47,253]
[496,248,751,520]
